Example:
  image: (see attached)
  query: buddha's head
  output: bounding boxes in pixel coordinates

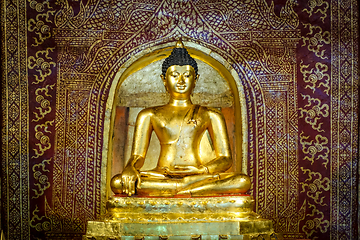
[161,40,199,99]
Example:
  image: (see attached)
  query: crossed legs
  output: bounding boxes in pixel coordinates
[111,172,251,197]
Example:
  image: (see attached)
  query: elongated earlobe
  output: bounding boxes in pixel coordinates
[194,74,199,86]
[161,74,168,92]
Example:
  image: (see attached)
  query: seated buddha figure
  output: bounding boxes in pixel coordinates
[110,40,251,197]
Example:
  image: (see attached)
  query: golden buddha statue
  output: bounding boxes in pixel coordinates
[84,41,278,239]
[110,40,251,197]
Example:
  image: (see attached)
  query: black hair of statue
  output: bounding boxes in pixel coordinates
[161,48,198,76]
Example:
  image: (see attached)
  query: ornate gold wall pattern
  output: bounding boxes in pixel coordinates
[32,158,51,199]
[27,47,56,84]
[300,132,329,168]
[32,120,54,159]
[1,0,30,239]
[27,10,55,46]
[302,202,330,238]
[300,167,330,206]
[32,83,56,122]
[299,94,329,132]
[330,1,358,239]
[303,0,329,22]
[302,24,330,60]
[30,205,51,232]
[1,0,359,239]
[28,0,51,13]
[300,61,330,94]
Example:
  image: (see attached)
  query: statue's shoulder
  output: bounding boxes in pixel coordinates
[200,106,223,115]
[137,107,156,119]
[137,105,166,117]
[200,106,225,121]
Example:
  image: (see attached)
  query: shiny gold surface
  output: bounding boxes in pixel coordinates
[84,221,277,239]
[110,40,250,197]
[85,195,278,239]
[105,195,258,221]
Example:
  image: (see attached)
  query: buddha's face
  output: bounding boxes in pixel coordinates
[161,65,199,99]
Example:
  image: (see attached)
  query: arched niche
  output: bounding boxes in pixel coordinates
[103,41,248,198]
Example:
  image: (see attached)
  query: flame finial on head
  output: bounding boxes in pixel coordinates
[175,39,185,48]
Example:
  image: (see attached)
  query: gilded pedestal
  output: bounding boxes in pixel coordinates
[83,195,281,240]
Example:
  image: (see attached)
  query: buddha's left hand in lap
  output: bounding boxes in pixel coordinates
[164,165,208,177]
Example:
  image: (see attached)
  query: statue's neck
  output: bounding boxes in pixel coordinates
[168,98,193,107]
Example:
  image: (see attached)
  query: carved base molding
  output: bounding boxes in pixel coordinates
[83,220,280,240]
[84,195,280,240]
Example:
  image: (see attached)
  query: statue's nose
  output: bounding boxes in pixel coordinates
[178,75,185,84]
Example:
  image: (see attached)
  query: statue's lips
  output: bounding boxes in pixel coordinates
[176,84,186,90]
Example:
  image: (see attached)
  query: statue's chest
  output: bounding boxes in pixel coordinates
[152,112,206,141]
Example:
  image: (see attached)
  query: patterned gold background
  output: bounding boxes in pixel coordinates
[1,0,358,239]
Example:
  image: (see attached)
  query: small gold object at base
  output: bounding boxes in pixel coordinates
[83,195,281,239]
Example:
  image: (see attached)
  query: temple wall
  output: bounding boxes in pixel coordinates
[1,0,359,239]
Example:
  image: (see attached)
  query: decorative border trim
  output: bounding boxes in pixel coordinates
[1,0,30,239]
[330,0,359,239]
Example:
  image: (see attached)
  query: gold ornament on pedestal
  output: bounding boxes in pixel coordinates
[84,40,281,240]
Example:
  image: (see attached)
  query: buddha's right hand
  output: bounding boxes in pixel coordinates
[121,165,142,196]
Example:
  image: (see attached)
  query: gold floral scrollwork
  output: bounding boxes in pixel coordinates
[28,10,55,46]
[300,167,330,206]
[299,94,329,132]
[303,0,329,22]
[33,83,55,122]
[28,47,56,84]
[301,24,330,59]
[32,158,51,199]
[300,60,330,95]
[32,120,54,159]
[30,205,51,231]
[300,132,329,168]
[302,202,330,238]
[267,0,299,29]
[28,0,52,12]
